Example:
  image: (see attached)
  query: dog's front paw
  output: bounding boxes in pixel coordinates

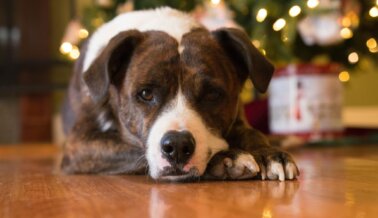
[252,147,299,181]
[205,150,260,180]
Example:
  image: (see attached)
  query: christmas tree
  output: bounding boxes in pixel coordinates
[60,0,378,81]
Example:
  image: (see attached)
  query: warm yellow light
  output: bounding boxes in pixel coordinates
[376,0,378,5]
[252,40,261,48]
[256,8,268,22]
[366,38,377,49]
[339,71,350,82]
[307,0,319,9]
[59,42,73,54]
[273,18,286,31]
[340,27,353,39]
[260,49,266,56]
[92,17,104,27]
[289,5,301,17]
[244,79,253,89]
[262,208,272,218]
[369,47,378,53]
[369,6,378,17]
[69,45,80,60]
[210,0,220,5]
[78,28,89,39]
[341,17,352,27]
[348,52,359,64]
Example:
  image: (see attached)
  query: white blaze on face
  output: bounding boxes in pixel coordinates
[146,89,229,180]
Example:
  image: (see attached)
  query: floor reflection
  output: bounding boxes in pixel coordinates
[149,181,300,218]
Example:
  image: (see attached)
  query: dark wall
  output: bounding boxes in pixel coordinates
[0,0,70,143]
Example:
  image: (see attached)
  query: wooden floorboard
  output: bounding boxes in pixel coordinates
[1,144,378,218]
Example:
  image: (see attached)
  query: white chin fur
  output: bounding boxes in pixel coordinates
[147,90,229,180]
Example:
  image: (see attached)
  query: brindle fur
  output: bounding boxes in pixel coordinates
[61,27,299,180]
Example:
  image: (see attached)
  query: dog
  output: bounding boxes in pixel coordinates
[61,7,299,182]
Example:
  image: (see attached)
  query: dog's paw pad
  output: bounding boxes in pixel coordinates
[225,154,260,179]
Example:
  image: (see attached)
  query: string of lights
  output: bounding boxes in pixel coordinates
[59,0,378,83]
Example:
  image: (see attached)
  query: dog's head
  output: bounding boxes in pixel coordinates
[83,28,274,181]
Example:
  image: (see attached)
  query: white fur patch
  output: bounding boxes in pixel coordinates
[233,154,260,173]
[83,7,201,72]
[97,111,114,132]
[178,45,185,54]
[146,89,228,180]
[222,153,260,179]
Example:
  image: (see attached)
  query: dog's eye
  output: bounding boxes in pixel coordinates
[204,89,224,102]
[138,88,154,102]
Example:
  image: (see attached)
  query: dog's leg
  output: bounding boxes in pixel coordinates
[61,119,147,175]
[205,119,299,181]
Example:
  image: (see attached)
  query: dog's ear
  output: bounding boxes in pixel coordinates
[83,30,144,103]
[212,28,274,93]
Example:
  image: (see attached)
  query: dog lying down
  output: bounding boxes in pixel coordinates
[61,7,299,182]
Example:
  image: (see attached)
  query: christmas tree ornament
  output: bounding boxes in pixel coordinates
[297,14,342,46]
[297,0,362,46]
[298,0,343,46]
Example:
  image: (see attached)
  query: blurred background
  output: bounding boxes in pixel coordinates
[0,0,377,145]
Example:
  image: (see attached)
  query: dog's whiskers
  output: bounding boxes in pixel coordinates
[134,154,147,169]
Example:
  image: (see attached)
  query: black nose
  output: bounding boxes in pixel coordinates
[160,130,195,165]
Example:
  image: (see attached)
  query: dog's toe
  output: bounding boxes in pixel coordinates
[285,162,298,180]
[226,154,260,179]
[259,152,299,181]
[267,161,285,181]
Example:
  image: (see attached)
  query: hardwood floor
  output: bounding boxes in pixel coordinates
[1,144,378,217]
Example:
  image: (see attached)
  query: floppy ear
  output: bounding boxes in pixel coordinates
[212,28,274,93]
[83,30,144,103]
